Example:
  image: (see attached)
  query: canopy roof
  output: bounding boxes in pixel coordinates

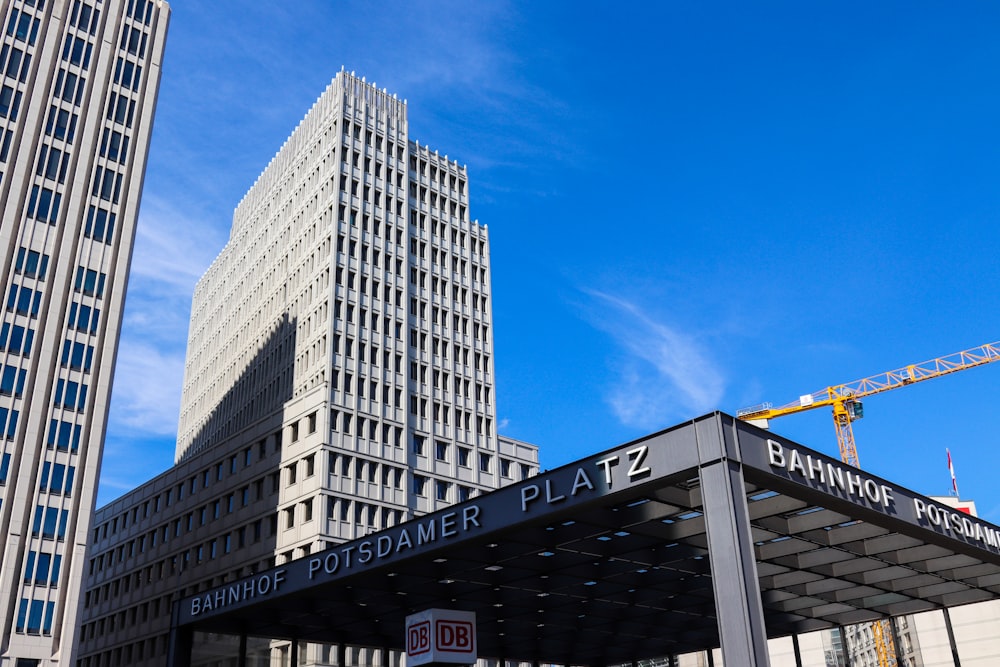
[174,413,1000,665]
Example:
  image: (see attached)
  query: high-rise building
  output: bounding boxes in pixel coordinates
[0,1,169,665]
[76,71,538,666]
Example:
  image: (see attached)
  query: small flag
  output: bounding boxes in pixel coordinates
[947,448,959,497]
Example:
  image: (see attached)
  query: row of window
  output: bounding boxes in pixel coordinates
[412,474,476,503]
[48,418,82,452]
[328,451,405,489]
[0,323,33,356]
[93,433,279,542]
[0,85,21,120]
[45,104,78,142]
[68,300,101,333]
[327,496,405,529]
[39,461,75,495]
[23,549,61,586]
[32,505,69,540]
[53,67,86,105]
[330,410,404,447]
[0,364,26,396]
[0,406,18,440]
[26,184,61,223]
[7,6,41,46]
[113,56,141,92]
[62,33,93,70]
[7,283,40,317]
[87,513,278,613]
[1,43,31,84]
[69,1,100,36]
[53,378,87,411]
[35,147,70,187]
[16,247,49,279]
[92,165,122,204]
[75,266,107,297]
[409,152,467,196]
[85,205,117,244]
[15,598,54,635]
[62,338,95,372]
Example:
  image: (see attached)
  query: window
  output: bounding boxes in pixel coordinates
[61,340,94,371]
[85,206,116,243]
[458,447,471,467]
[69,301,101,333]
[0,366,26,396]
[36,145,69,183]
[39,462,73,495]
[27,185,61,224]
[74,267,106,297]
[435,441,449,462]
[479,453,491,473]
[413,475,426,497]
[47,420,81,452]
[501,459,512,478]
[305,455,315,477]
[7,285,41,317]
[54,379,86,411]
[8,8,40,44]
[412,435,424,456]
[106,92,135,127]
[45,105,77,142]
[436,481,448,501]
[114,56,142,91]
[0,453,10,484]
[92,166,121,203]
[0,85,22,120]
[62,34,93,68]
[32,506,68,540]
[15,248,49,279]
[1,324,34,356]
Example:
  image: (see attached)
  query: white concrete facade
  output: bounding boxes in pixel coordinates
[76,72,538,666]
[0,1,168,665]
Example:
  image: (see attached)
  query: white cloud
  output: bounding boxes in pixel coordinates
[584,290,726,430]
[108,342,185,436]
[106,195,226,445]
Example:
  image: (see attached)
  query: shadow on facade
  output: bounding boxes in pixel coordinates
[78,315,300,666]
[182,313,298,458]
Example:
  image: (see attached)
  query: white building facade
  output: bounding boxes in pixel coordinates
[0,1,168,665]
[77,71,538,666]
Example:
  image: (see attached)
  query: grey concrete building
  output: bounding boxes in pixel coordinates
[76,71,539,666]
[0,1,168,665]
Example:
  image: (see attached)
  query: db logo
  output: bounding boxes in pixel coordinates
[437,620,473,652]
[405,609,477,663]
[408,621,431,655]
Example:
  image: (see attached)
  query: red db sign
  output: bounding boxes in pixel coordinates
[405,609,477,665]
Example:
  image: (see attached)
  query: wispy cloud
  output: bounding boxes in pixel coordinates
[582,290,726,430]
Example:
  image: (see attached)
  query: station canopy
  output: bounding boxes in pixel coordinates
[174,413,1000,665]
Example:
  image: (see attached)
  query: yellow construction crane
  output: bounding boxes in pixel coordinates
[737,340,1000,468]
[737,339,1000,667]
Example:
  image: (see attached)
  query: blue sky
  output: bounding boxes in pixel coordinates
[100,2,1000,520]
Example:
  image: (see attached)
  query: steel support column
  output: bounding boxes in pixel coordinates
[167,602,192,667]
[700,458,770,666]
[943,607,962,667]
